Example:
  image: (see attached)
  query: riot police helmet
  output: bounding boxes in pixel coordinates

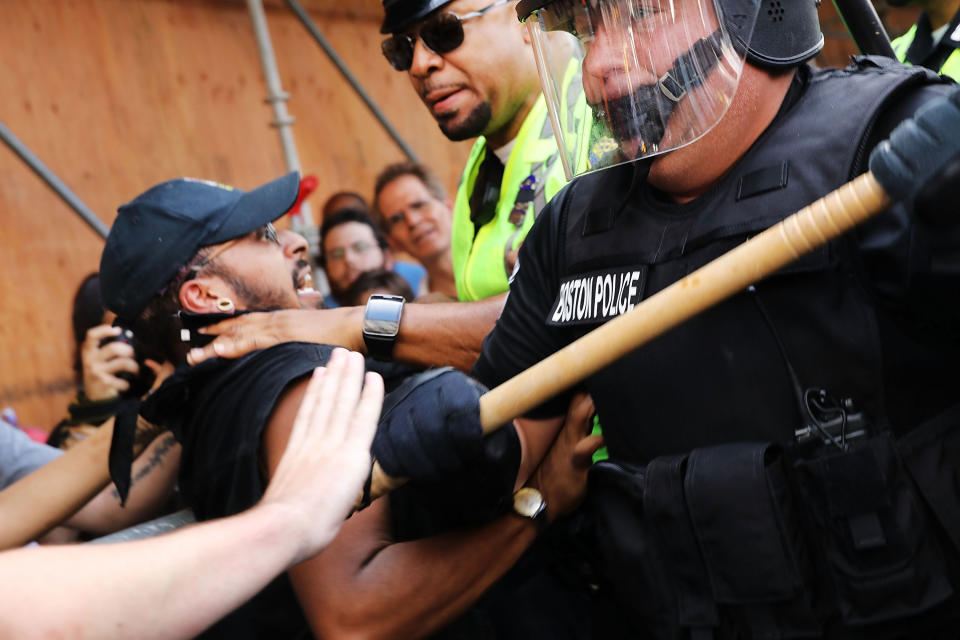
[515,0,823,177]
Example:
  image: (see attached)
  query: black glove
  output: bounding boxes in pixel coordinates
[870,86,960,226]
[373,368,520,494]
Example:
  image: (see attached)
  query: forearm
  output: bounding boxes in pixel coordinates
[0,421,114,550]
[191,294,505,373]
[393,294,505,372]
[68,433,181,534]
[0,502,305,640]
[300,507,537,640]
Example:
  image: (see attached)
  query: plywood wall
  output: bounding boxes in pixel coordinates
[0,0,923,430]
[0,0,471,429]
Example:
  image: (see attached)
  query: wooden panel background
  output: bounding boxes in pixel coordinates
[0,0,923,430]
[0,0,471,429]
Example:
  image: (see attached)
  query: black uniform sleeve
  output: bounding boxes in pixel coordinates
[472,192,574,419]
[853,82,960,316]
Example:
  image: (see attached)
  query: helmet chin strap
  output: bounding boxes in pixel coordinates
[592,30,725,156]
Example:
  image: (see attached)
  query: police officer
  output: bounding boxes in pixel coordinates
[889,0,960,79]
[472,0,960,636]
[380,0,587,301]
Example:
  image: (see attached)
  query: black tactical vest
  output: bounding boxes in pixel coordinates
[543,58,960,638]
[547,57,949,463]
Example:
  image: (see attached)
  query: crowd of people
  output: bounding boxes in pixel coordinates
[2,0,959,637]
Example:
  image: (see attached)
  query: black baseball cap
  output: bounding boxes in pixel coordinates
[100,172,300,322]
[381,0,453,34]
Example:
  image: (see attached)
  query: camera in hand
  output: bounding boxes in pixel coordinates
[99,328,157,398]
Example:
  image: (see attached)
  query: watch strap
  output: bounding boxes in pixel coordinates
[364,331,397,361]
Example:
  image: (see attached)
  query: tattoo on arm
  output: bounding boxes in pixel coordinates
[110,433,178,500]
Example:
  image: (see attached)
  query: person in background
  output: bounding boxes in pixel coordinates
[49,273,171,450]
[319,208,426,307]
[343,268,416,307]
[321,190,369,218]
[889,0,960,79]
[37,274,178,540]
[372,162,457,300]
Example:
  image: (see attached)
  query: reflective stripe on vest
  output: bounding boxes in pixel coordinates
[451,62,586,302]
[892,23,960,81]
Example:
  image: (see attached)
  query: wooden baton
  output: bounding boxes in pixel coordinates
[0,174,891,524]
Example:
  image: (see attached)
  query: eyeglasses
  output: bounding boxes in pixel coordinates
[386,200,431,228]
[162,223,280,296]
[255,223,280,245]
[326,240,375,261]
[192,223,280,271]
[381,0,510,71]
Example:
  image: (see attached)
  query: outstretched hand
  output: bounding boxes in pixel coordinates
[261,348,384,564]
[186,308,364,365]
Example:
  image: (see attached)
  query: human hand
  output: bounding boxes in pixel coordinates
[529,393,601,522]
[81,325,140,401]
[144,359,175,392]
[372,369,514,484]
[261,348,384,564]
[869,86,960,225]
[186,308,364,365]
[58,424,101,450]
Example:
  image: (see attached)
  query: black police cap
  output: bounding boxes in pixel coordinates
[381,0,453,34]
[99,172,299,322]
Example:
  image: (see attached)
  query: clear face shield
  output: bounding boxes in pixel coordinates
[519,0,760,178]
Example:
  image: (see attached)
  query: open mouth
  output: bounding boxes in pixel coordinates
[294,270,324,308]
[293,262,314,291]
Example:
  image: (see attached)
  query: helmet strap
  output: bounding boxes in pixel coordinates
[591,30,724,153]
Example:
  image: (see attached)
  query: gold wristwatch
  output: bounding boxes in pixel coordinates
[512,487,548,534]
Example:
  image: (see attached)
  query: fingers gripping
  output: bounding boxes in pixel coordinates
[870,86,960,224]
[371,369,522,517]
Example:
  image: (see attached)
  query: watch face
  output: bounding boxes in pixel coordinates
[514,487,545,518]
[363,295,405,338]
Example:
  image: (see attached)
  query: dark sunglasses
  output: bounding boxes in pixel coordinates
[382,0,510,71]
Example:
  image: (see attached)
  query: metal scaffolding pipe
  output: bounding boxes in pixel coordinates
[284,0,420,163]
[0,119,109,239]
[247,0,316,231]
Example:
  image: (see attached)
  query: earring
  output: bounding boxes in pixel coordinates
[216,298,235,312]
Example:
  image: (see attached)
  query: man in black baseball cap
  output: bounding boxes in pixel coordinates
[100,173,301,362]
[96,173,594,639]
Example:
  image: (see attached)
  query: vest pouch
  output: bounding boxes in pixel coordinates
[897,403,960,556]
[794,433,953,625]
[586,460,680,638]
[683,443,820,638]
